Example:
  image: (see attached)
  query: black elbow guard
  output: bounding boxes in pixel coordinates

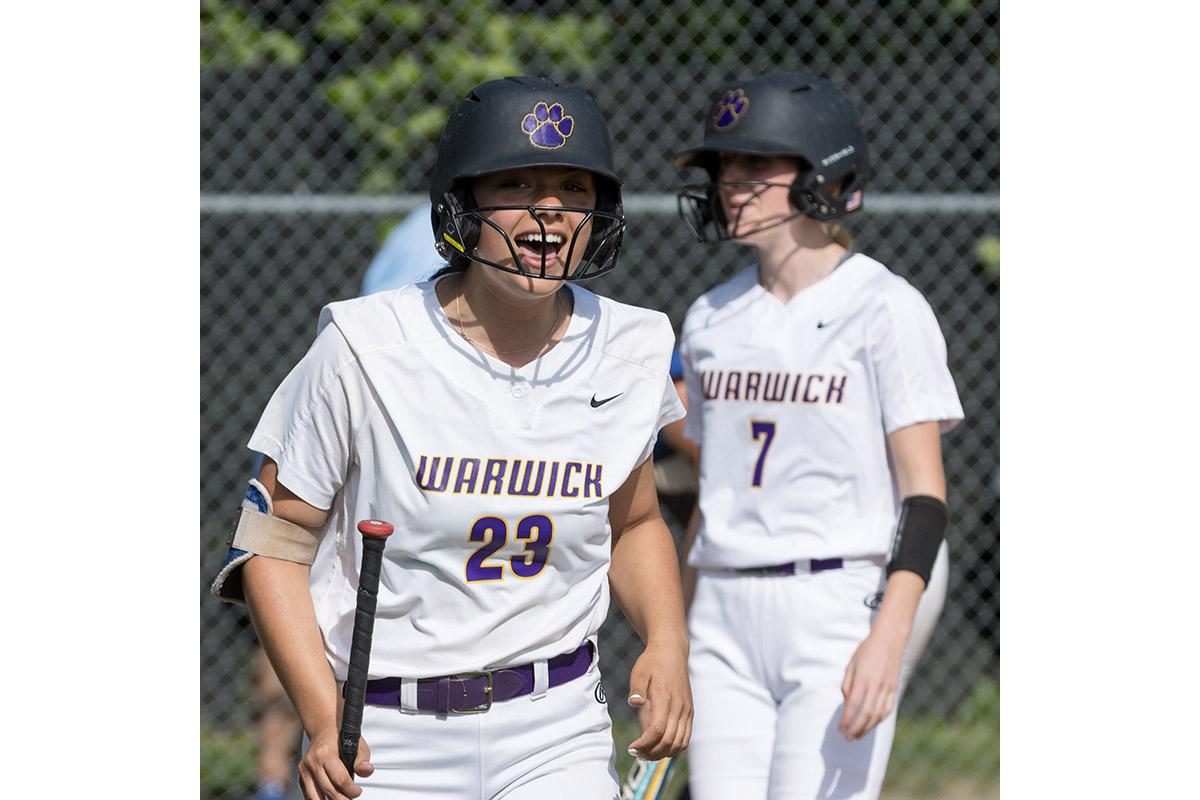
[885,495,948,588]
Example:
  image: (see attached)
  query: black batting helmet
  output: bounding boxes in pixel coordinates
[429,76,625,280]
[673,72,871,242]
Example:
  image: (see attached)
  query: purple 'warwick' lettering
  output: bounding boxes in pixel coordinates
[802,375,825,403]
[415,455,453,492]
[762,372,790,402]
[701,370,723,400]
[825,375,847,404]
[480,458,507,495]
[745,371,762,400]
[508,460,546,496]
[454,457,482,494]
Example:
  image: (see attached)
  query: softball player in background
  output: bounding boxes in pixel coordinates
[214,76,692,800]
[672,72,963,800]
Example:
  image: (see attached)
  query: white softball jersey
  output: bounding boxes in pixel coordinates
[680,253,963,568]
[249,278,683,680]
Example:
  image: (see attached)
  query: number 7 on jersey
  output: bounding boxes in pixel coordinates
[750,420,776,488]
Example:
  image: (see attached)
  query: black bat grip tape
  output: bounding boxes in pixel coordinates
[339,529,389,778]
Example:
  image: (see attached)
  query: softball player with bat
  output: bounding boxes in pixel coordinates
[212,76,692,800]
[671,72,963,799]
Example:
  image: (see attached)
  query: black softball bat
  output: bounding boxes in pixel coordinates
[339,518,394,779]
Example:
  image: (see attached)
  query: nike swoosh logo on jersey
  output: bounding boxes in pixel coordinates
[590,393,622,407]
[816,315,845,329]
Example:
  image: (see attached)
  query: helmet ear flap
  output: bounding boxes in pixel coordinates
[788,181,819,218]
[435,183,481,262]
[789,167,867,221]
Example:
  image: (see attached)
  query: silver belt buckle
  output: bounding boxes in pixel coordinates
[448,671,493,713]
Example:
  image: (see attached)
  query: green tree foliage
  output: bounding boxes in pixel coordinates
[200,0,304,70]
[976,233,999,281]
[199,0,610,193]
[316,0,611,192]
[200,0,995,192]
[197,0,734,193]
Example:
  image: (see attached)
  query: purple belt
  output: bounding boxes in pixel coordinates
[359,641,593,714]
[733,558,844,576]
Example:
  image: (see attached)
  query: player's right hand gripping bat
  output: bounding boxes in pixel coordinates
[338,519,394,779]
[620,755,678,800]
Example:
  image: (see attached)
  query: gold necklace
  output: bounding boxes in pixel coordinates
[454,286,565,356]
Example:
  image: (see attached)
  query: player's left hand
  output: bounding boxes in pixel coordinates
[626,641,692,760]
[839,630,906,741]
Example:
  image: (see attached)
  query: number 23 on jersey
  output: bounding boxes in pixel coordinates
[465,514,554,582]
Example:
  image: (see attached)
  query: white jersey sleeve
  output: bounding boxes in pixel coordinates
[867,279,963,435]
[248,318,361,509]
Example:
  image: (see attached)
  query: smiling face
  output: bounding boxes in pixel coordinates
[470,166,598,281]
[715,152,802,240]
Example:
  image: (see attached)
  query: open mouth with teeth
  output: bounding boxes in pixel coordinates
[513,231,569,272]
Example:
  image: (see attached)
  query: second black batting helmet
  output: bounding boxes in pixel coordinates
[673,72,871,243]
[429,76,625,280]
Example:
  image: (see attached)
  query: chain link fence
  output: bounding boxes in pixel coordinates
[201,2,999,798]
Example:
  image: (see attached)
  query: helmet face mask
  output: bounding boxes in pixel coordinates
[431,77,625,280]
[678,179,804,245]
[674,73,871,244]
[446,198,625,280]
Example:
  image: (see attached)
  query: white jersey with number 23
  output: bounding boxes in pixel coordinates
[249,278,684,681]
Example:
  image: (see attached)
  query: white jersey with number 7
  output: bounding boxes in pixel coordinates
[680,254,963,568]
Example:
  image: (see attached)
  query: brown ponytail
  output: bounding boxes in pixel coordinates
[827,221,853,250]
[824,176,854,249]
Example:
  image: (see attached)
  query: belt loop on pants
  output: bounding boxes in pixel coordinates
[357,640,594,714]
[731,558,845,576]
[399,678,419,711]
[531,658,550,700]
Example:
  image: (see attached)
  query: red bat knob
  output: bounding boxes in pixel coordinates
[357,519,394,539]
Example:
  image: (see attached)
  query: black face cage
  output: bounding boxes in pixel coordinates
[676,181,808,244]
[676,168,866,244]
[437,186,625,280]
[676,184,719,244]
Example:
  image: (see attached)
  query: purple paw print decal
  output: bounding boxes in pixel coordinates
[712,89,749,131]
[522,102,574,149]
